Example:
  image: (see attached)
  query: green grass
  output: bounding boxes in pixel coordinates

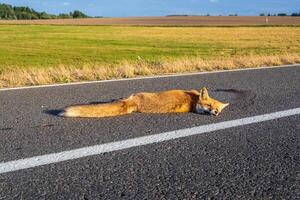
[0,25,299,70]
[0,25,300,87]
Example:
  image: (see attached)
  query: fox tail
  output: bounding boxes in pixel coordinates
[59,100,136,118]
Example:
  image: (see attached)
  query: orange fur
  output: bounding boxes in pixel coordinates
[61,87,229,118]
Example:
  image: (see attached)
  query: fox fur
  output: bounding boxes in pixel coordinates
[60,87,229,118]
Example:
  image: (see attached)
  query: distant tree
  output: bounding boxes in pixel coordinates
[58,13,73,19]
[166,14,189,17]
[13,6,39,19]
[39,12,52,19]
[30,13,39,19]
[291,12,300,16]
[260,13,265,16]
[0,4,17,19]
[229,14,238,16]
[72,10,88,18]
[277,13,287,16]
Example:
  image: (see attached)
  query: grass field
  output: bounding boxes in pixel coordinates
[0,25,300,88]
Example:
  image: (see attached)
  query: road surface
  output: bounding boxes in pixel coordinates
[0,65,299,199]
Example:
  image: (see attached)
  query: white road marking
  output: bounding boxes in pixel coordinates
[1,108,300,174]
[0,64,298,91]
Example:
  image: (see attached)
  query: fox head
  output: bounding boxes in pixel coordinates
[196,87,229,116]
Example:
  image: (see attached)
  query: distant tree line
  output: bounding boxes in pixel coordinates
[167,12,300,17]
[166,14,239,17]
[0,3,89,20]
[260,12,300,17]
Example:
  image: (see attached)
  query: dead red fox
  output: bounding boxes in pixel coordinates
[60,87,229,118]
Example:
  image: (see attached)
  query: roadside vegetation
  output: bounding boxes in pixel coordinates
[0,25,299,88]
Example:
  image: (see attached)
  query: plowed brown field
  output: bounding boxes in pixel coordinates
[0,16,299,26]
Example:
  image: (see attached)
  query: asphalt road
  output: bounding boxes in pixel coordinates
[0,65,299,199]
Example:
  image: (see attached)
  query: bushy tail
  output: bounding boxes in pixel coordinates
[60,100,135,118]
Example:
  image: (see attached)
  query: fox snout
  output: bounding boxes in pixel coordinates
[196,102,229,116]
[210,109,220,116]
[203,108,220,116]
[210,104,229,116]
[210,110,219,116]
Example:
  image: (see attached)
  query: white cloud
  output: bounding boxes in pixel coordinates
[63,2,70,6]
[209,0,218,3]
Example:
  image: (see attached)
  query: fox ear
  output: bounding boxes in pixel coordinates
[200,87,209,100]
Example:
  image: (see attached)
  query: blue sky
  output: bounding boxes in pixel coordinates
[1,0,300,17]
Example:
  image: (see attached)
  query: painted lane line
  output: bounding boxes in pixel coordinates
[0,64,299,91]
[1,107,300,174]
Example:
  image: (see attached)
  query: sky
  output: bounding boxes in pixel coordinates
[1,0,300,17]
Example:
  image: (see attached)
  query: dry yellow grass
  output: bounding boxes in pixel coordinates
[1,54,299,88]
